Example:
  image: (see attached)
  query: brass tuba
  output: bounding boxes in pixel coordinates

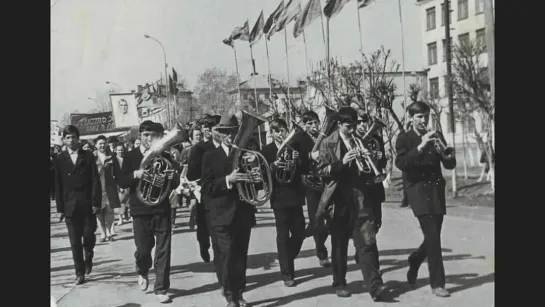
[348,116,388,184]
[137,123,187,206]
[303,105,338,191]
[274,120,305,184]
[230,110,273,207]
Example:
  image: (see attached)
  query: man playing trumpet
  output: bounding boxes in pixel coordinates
[395,101,456,298]
[315,107,388,301]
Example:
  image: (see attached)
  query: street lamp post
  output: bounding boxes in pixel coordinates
[144,34,171,128]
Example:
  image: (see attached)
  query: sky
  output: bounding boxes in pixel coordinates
[51,0,424,121]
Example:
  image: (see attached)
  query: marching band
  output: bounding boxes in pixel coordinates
[53,101,456,306]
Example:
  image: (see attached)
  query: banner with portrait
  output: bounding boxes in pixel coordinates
[110,93,140,128]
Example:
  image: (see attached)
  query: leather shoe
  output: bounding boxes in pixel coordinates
[335,288,351,298]
[200,249,211,263]
[319,258,331,268]
[138,274,149,291]
[238,296,249,307]
[225,301,239,307]
[85,253,93,275]
[371,284,388,302]
[432,287,450,297]
[284,280,296,287]
[75,275,85,285]
[156,294,171,303]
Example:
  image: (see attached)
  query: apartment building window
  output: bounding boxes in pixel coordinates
[440,3,452,26]
[476,28,486,52]
[475,0,485,14]
[429,77,440,99]
[428,42,438,65]
[458,33,470,49]
[426,7,436,30]
[458,0,469,20]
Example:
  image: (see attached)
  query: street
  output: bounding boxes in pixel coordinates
[51,202,494,307]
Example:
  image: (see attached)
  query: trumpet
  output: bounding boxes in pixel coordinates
[424,125,455,159]
[347,134,387,184]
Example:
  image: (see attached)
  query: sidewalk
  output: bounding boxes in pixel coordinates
[51,202,494,307]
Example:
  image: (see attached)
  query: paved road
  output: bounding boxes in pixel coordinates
[50,201,494,307]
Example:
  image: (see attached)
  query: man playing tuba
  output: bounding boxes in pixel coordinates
[201,114,256,307]
[114,120,180,304]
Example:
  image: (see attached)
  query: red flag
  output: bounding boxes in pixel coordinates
[264,1,285,38]
[249,11,265,46]
[323,0,351,19]
[293,0,321,38]
[275,0,301,32]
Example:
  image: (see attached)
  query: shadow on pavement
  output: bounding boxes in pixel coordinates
[51,246,73,254]
[51,259,121,273]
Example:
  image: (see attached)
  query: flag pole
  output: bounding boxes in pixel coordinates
[302,29,310,78]
[283,28,292,127]
[264,38,273,103]
[317,0,332,105]
[397,0,408,123]
[249,44,263,149]
[356,2,367,98]
[232,46,243,107]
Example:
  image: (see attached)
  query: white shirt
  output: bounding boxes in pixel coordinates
[222,143,233,189]
[97,151,106,164]
[213,139,221,148]
[67,148,78,165]
[140,145,149,155]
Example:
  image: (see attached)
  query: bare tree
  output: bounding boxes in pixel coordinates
[59,111,75,127]
[451,40,494,191]
[90,89,113,113]
[194,68,238,115]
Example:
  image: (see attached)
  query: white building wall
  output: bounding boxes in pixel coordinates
[418,0,492,145]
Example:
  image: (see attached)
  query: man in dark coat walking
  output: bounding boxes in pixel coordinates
[54,125,101,285]
[395,101,456,298]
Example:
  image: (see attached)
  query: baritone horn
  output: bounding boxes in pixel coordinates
[274,120,305,184]
[230,110,273,207]
[137,123,188,206]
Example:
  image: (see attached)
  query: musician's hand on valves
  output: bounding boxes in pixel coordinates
[273,160,287,169]
[243,153,256,163]
[310,151,319,161]
[227,168,247,183]
[418,131,437,152]
[133,169,144,179]
[292,150,299,160]
[342,149,358,165]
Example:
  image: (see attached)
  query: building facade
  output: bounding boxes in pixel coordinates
[417,0,492,145]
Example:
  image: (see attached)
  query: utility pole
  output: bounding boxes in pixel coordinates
[444,0,457,197]
[484,0,495,146]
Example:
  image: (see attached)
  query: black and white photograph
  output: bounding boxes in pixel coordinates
[51,0,495,306]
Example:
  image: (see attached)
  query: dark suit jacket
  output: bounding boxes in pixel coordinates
[187,140,215,182]
[95,152,121,209]
[55,149,101,217]
[395,129,456,216]
[261,142,306,208]
[201,146,256,228]
[114,147,176,216]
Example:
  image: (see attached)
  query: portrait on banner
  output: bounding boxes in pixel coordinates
[110,93,140,128]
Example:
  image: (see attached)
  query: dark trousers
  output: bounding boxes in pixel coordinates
[409,214,445,289]
[213,224,252,302]
[65,212,97,277]
[273,205,306,281]
[50,171,56,199]
[133,213,172,295]
[305,188,329,260]
[196,204,211,251]
[330,187,383,294]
